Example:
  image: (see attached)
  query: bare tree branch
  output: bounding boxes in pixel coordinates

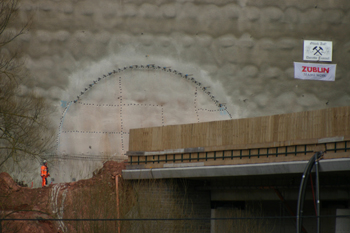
[0,0,54,170]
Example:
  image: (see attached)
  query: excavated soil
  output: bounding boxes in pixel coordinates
[0,161,126,233]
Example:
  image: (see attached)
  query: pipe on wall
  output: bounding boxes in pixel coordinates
[116,174,121,233]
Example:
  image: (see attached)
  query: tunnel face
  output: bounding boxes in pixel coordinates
[5,0,350,185]
[58,65,232,159]
[54,63,232,182]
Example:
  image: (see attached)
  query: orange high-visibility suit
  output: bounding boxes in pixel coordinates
[41,164,50,187]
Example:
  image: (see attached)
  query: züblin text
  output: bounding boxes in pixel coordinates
[302,66,329,73]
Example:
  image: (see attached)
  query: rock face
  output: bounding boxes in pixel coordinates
[4,0,350,184]
[0,161,125,233]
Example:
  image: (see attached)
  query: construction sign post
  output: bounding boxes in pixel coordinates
[294,62,336,81]
[303,40,333,62]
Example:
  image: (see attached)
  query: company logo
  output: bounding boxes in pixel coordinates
[302,66,330,73]
[313,46,323,55]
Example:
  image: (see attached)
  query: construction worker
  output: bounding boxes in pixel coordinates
[40,160,50,187]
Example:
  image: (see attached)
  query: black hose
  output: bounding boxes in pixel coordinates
[296,151,323,233]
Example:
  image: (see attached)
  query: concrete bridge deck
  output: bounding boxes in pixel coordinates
[122,107,350,233]
[123,135,350,179]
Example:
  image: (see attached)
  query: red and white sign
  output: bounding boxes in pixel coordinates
[294,62,336,81]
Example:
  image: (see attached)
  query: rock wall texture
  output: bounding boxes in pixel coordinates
[3,0,350,184]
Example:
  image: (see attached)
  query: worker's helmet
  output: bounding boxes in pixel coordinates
[43,160,47,164]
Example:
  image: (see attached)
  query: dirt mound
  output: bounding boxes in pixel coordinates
[0,172,21,195]
[0,161,126,233]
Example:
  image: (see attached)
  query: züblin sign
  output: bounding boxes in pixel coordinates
[294,62,336,81]
[303,40,333,62]
[301,66,330,73]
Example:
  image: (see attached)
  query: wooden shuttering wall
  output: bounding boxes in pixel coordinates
[129,106,350,152]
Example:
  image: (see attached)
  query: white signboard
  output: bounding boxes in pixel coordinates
[303,40,332,62]
[294,62,336,81]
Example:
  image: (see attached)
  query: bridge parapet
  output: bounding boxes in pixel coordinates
[125,106,350,172]
[126,136,350,169]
